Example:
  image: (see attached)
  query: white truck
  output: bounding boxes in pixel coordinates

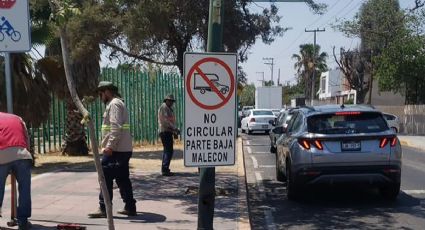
[255,86,282,109]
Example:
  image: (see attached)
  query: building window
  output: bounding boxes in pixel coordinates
[321,77,326,93]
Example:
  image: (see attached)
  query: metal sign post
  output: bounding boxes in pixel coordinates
[192,1,226,229]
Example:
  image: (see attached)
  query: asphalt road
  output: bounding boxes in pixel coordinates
[242,132,425,230]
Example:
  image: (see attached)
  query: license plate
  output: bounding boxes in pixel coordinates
[262,125,268,129]
[341,141,361,151]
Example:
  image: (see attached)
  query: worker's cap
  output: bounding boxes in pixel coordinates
[163,94,176,102]
[97,81,118,92]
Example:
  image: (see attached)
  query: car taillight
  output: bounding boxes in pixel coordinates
[298,139,310,150]
[313,140,323,150]
[249,118,255,123]
[379,137,397,148]
[379,138,389,148]
[298,139,323,150]
[390,137,398,147]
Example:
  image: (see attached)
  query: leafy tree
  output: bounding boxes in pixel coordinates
[34,0,112,155]
[239,83,255,107]
[264,80,274,86]
[374,8,425,104]
[333,0,411,103]
[100,0,326,80]
[333,47,369,104]
[282,83,303,106]
[333,0,404,52]
[0,0,55,127]
[292,44,328,101]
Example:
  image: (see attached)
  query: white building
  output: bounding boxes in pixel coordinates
[318,69,356,104]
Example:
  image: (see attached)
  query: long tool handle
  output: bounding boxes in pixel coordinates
[10,173,17,220]
[7,173,18,227]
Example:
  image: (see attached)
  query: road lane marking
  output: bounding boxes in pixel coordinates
[246,147,252,154]
[255,172,266,199]
[250,156,259,168]
[255,171,263,182]
[264,209,277,230]
[260,165,275,168]
[403,190,425,195]
[403,159,425,172]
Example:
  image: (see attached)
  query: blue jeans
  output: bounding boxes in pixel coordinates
[0,159,32,224]
[159,132,173,173]
[99,152,136,211]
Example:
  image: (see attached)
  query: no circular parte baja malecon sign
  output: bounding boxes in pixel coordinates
[184,52,237,167]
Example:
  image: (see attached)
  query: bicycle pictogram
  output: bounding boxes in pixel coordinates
[0,16,21,42]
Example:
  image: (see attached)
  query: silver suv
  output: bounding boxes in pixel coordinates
[275,105,402,200]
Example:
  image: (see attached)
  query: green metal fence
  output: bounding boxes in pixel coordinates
[31,69,184,154]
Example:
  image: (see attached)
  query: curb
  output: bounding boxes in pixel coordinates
[237,138,251,230]
[400,140,408,146]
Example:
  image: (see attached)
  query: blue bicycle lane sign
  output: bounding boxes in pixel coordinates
[0,16,22,42]
[0,0,31,52]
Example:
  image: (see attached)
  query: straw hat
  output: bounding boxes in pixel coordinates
[163,94,176,102]
[97,81,118,92]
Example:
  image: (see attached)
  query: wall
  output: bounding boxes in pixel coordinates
[376,105,425,135]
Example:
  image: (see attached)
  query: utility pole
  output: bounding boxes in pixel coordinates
[278,68,281,86]
[256,71,265,86]
[263,57,274,86]
[198,1,223,229]
[305,28,325,106]
[368,50,373,104]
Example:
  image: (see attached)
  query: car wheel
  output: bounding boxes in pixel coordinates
[265,130,270,134]
[241,128,245,133]
[275,153,285,182]
[379,183,400,200]
[248,130,252,135]
[286,160,300,200]
[391,127,398,133]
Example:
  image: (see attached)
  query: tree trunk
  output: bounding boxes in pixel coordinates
[61,99,89,156]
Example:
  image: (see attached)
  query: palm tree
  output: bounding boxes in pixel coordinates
[36,39,100,155]
[292,44,328,101]
[1,0,104,155]
[0,0,53,147]
[34,1,106,155]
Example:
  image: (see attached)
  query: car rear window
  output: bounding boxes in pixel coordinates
[307,112,389,134]
[253,110,274,116]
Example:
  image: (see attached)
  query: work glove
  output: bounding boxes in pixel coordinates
[173,128,181,139]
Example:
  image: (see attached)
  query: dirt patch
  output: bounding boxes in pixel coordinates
[31,141,236,176]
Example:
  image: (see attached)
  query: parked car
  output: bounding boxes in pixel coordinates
[241,109,276,134]
[269,109,294,153]
[272,109,282,116]
[240,106,254,118]
[238,105,254,128]
[383,113,400,133]
[274,104,402,200]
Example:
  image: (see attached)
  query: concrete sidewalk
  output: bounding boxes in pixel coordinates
[398,135,425,151]
[0,139,250,230]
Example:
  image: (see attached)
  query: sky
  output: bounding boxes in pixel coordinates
[241,0,414,86]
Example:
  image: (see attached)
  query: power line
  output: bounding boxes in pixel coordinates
[281,0,355,56]
[263,57,275,85]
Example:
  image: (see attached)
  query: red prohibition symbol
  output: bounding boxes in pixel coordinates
[186,57,235,110]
